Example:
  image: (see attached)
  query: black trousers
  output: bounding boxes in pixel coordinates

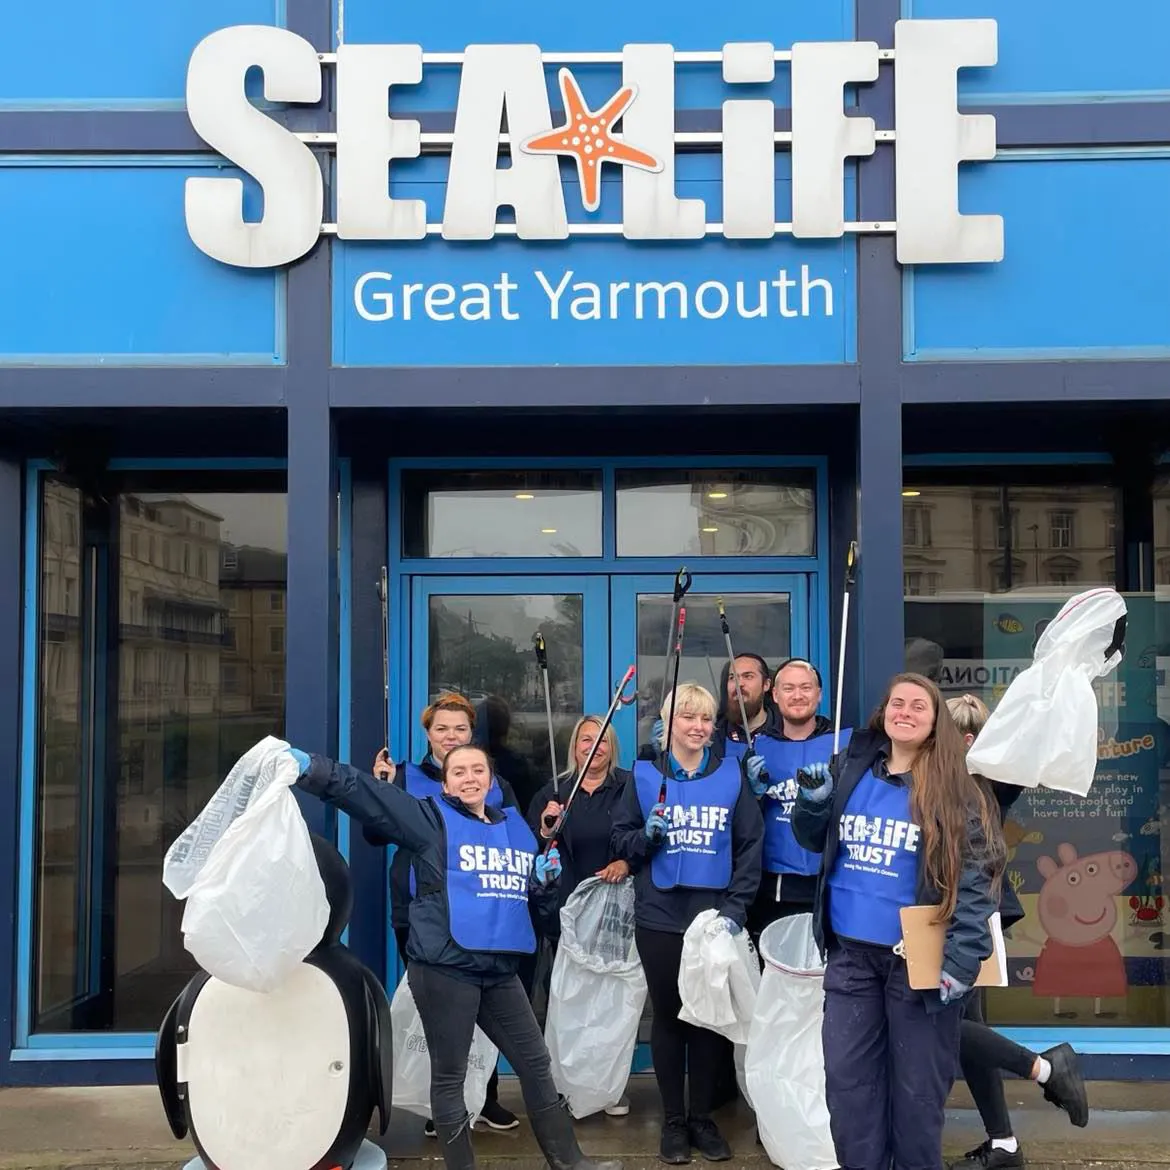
[822,942,964,1170]
[397,925,539,1107]
[960,991,1036,1140]
[636,925,730,1121]
[408,963,560,1127]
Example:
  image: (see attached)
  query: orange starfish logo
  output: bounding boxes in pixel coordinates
[521,68,663,213]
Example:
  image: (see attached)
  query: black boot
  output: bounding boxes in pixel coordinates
[687,1116,732,1162]
[529,1096,624,1170]
[434,1116,477,1170]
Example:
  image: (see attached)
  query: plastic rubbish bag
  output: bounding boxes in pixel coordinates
[162,735,329,992]
[966,587,1127,795]
[745,915,836,1170]
[677,909,760,1045]
[391,978,499,1121]
[545,877,647,1118]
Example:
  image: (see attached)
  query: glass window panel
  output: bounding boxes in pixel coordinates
[425,594,584,814]
[903,476,1170,1028]
[32,480,287,1033]
[616,469,815,557]
[402,470,602,558]
[634,592,791,750]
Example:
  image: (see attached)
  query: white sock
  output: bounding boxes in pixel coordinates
[992,1137,1019,1154]
[1035,1057,1052,1084]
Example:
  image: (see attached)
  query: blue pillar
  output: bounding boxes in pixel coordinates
[344,465,390,975]
[284,240,337,835]
[0,458,21,1074]
[855,0,905,712]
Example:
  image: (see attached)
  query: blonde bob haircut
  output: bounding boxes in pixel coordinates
[557,714,622,782]
[946,693,990,740]
[657,682,717,749]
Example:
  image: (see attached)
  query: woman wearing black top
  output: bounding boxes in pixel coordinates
[945,695,1088,1170]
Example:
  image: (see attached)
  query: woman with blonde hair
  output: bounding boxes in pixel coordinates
[792,672,1006,1170]
[611,682,764,1164]
[946,694,1088,1170]
[527,714,635,1115]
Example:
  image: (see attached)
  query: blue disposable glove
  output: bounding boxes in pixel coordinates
[535,846,561,885]
[939,969,970,1005]
[796,760,833,801]
[644,803,669,843]
[288,748,311,776]
[712,916,742,935]
[650,718,665,749]
[744,753,770,797]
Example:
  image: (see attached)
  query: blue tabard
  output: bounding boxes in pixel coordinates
[436,800,537,954]
[634,758,740,891]
[755,728,853,876]
[827,769,921,946]
[721,735,748,762]
[405,763,504,897]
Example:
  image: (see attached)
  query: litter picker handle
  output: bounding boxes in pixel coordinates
[673,565,693,604]
[833,541,858,758]
[546,665,637,852]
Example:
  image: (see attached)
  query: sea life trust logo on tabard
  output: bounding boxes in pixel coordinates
[520,70,662,212]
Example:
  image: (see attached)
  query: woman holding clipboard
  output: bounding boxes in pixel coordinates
[791,672,1006,1170]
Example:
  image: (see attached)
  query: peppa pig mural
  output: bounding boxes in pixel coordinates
[1033,843,1138,1016]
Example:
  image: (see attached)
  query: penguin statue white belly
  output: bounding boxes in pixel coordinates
[156,833,392,1170]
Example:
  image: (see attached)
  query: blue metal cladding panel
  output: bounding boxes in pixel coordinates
[334,155,857,367]
[334,0,854,108]
[904,152,1170,361]
[903,0,1170,102]
[0,159,284,364]
[0,0,284,108]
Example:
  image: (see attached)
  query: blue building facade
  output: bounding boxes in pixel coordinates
[1,0,1168,1086]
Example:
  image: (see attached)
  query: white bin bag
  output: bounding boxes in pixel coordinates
[545,877,647,1119]
[162,736,329,993]
[391,978,499,1121]
[745,915,836,1170]
[966,587,1127,795]
[677,909,760,1046]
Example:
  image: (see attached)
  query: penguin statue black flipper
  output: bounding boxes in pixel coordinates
[155,993,188,1140]
[361,967,394,1135]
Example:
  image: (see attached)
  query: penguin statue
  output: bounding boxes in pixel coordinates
[155,832,392,1170]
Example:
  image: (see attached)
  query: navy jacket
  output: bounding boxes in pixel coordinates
[363,757,519,930]
[525,768,632,931]
[988,778,1026,931]
[611,749,764,934]
[299,755,555,982]
[791,727,999,990]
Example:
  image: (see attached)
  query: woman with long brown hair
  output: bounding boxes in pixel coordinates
[792,672,1006,1170]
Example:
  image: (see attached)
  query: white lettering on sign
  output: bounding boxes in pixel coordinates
[838,813,921,869]
[352,266,834,323]
[665,803,731,850]
[184,21,1003,269]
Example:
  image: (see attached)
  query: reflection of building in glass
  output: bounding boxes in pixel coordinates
[903,485,1117,596]
[690,480,815,556]
[34,482,289,1029]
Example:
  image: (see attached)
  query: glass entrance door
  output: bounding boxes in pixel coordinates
[406,576,610,814]
[608,574,810,762]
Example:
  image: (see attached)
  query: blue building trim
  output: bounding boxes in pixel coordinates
[0,460,23,1081]
[336,457,353,878]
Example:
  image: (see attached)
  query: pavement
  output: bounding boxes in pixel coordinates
[0,1077,1166,1170]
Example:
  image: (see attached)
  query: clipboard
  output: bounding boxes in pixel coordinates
[896,906,1008,990]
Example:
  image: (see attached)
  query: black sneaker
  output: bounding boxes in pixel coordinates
[424,1119,437,1138]
[478,1099,520,1131]
[1040,1043,1089,1128]
[660,1116,691,1164]
[950,1140,1024,1170]
[687,1117,732,1162]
